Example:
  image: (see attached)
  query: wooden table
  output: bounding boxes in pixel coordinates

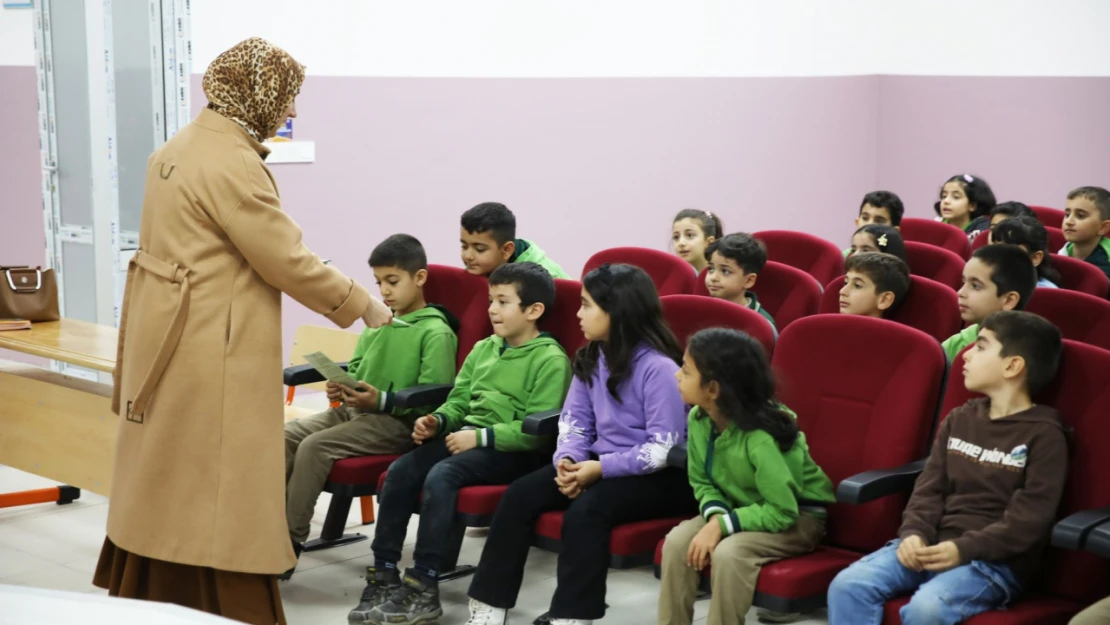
[0,319,119,499]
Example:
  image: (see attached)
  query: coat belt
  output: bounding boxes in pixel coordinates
[125,250,192,422]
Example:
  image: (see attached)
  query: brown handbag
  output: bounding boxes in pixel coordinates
[0,266,61,322]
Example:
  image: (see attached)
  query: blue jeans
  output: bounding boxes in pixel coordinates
[827,539,1021,625]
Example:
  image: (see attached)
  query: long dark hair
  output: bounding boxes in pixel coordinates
[573,264,683,402]
[687,328,799,451]
[992,216,1062,286]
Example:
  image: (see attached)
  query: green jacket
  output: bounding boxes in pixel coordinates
[1062,237,1110,283]
[347,305,459,418]
[687,406,834,536]
[513,239,570,279]
[433,333,572,451]
[744,292,777,337]
[942,324,979,362]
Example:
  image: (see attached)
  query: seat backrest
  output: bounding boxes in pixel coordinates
[661,294,775,357]
[288,325,362,392]
[1030,205,1065,229]
[423,264,492,369]
[582,247,695,296]
[753,230,844,287]
[1051,253,1110,298]
[899,218,971,260]
[970,229,990,252]
[1026,289,1110,351]
[818,275,960,343]
[772,316,946,553]
[748,261,822,330]
[904,241,966,292]
[1046,226,1067,253]
[937,340,1110,604]
[539,278,589,358]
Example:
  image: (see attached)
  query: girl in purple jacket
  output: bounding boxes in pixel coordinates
[465,264,695,625]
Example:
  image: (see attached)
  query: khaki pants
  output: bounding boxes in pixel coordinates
[658,514,826,625]
[1072,597,1110,625]
[284,405,413,543]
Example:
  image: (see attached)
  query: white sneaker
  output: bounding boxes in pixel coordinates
[549,620,592,625]
[466,598,508,625]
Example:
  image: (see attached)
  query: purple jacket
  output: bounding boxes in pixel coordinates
[553,344,686,478]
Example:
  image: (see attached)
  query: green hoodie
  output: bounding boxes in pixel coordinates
[687,406,834,536]
[942,324,979,362]
[512,239,570,279]
[433,333,572,451]
[347,305,459,418]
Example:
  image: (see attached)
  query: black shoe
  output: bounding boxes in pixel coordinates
[366,569,443,625]
[347,566,403,624]
[279,541,304,582]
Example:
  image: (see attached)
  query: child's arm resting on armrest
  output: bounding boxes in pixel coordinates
[483,357,572,452]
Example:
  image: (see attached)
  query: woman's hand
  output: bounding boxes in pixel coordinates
[446,430,478,455]
[340,382,379,411]
[362,296,393,328]
[687,518,723,570]
[412,416,439,444]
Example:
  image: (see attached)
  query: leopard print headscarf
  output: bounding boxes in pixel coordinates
[202,37,305,142]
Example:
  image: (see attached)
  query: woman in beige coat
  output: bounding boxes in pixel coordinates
[92,38,391,624]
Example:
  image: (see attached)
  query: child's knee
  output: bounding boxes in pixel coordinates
[899,590,950,625]
[828,561,872,598]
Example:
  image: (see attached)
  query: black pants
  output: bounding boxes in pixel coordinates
[468,463,695,620]
[371,437,546,574]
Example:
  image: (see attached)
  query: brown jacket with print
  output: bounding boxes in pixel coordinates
[899,398,1068,583]
[106,108,370,574]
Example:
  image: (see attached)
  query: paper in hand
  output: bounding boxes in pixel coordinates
[303,351,362,389]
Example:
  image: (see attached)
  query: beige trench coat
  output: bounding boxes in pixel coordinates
[107,108,370,574]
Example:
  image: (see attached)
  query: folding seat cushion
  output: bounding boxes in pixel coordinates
[904,241,965,292]
[661,294,776,357]
[818,275,960,344]
[753,230,845,287]
[582,247,695,296]
[899,218,971,260]
[880,340,1110,623]
[1026,289,1110,351]
[752,316,947,611]
[1051,254,1110,298]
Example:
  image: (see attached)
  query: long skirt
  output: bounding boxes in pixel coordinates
[93,537,286,625]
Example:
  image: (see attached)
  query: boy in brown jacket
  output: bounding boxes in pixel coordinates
[828,311,1068,625]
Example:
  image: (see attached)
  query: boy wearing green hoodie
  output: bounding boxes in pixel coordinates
[459,201,570,278]
[284,234,458,565]
[349,262,573,625]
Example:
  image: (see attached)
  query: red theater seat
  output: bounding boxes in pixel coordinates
[582,247,695,296]
[900,218,971,260]
[753,230,845,288]
[746,262,822,330]
[818,275,960,343]
[1026,289,1110,351]
[1051,254,1110,298]
[903,241,965,292]
[1030,206,1066,229]
[661,294,776,356]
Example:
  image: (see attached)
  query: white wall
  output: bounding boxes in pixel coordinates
[5,1,1110,75]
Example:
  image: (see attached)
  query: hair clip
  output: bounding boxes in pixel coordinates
[705,211,714,219]
[963,174,974,183]
[877,234,889,247]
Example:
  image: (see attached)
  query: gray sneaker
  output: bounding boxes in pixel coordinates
[347,567,402,624]
[367,570,443,625]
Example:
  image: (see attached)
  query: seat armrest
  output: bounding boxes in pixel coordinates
[836,459,925,504]
[393,384,453,410]
[1086,521,1110,559]
[1051,506,1110,551]
[522,410,561,436]
[666,444,688,469]
[283,362,348,387]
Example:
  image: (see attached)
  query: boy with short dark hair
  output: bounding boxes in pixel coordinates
[828,311,1067,624]
[838,252,911,319]
[348,262,572,625]
[941,244,1037,361]
[844,191,905,256]
[283,234,458,574]
[460,202,570,278]
[1061,186,1110,283]
[703,233,776,333]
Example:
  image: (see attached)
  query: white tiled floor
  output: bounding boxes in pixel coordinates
[0,394,829,624]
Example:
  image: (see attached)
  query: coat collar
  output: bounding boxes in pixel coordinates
[194,108,272,160]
